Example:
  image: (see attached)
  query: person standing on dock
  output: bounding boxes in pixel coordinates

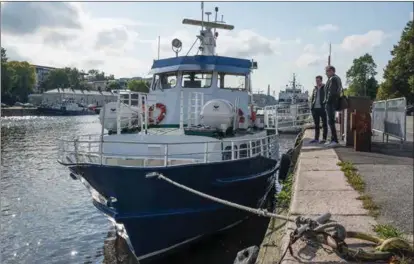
[324,65,342,147]
[310,75,327,144]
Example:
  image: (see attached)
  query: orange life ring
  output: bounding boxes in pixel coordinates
[250,105,256,122]
[238,108,245,123]
[146,103,167,124]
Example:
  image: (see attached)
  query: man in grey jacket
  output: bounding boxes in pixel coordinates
[324,65,342,147]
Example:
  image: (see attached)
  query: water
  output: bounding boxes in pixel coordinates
[1,116,296,264]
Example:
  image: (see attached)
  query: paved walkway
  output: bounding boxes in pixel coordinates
[278,129,382,264]
[335,145,413,235]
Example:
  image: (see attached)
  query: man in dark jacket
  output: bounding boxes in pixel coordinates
[310,75,327,143]
[324,65,342,147]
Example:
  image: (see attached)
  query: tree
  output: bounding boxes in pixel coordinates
[1,47,8,63]
[376,20,414,104]
[128,80,149,93]
[107,81,121,91]
[1,48,16,104]
[87,69,109,81]
[346,53,378,99]
[5,61,36,103]
[42,68,70,91]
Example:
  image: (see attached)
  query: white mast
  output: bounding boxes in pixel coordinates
[182,6,234,56]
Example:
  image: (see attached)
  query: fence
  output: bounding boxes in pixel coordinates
[371,97,407,143]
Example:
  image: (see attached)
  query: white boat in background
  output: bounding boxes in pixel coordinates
[274,74,311,133]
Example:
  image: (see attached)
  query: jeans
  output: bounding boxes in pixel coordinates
[311,108,327,140]
[325,103,338,143]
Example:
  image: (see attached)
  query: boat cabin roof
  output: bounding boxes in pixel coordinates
[149,55,253,75]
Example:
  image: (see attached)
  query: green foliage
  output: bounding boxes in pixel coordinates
[42,68,70,91]
[107,81,122,91]
[1,47,8,63]
[373,224,403,239]
[276,173,293,208]
[346,53,379,99]
[1,50,36,104]
[128,79,149,93]
[377,20,414,104]
[88,69,113,81]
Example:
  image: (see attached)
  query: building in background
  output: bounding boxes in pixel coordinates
[28,88,117,107]
[32,65,57,93]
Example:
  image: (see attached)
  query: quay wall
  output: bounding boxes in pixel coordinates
[1,107,39,117]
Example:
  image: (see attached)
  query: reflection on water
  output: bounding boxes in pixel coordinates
[1,116,295,264]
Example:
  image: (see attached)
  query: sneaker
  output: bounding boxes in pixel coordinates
[325,141,339,148]
[309,139,319,144]
[319,139,326,144]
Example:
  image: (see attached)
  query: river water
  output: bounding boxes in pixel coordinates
[1,116,296,264]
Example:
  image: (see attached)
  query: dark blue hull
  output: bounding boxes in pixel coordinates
[37,107,97,116]
[68,156,277,262]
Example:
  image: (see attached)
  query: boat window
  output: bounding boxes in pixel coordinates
[217,73,247,90]
[181,71,212,88]
[152,72,177,91]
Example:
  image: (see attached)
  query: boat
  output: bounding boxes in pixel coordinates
[37,98,97,116]
[264,74,311,134]
[57,4,281,263]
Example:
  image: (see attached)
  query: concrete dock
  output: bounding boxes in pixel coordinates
[1,106,39,117]
[258,129,406,264]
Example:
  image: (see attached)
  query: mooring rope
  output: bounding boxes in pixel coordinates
[145,171,295,222]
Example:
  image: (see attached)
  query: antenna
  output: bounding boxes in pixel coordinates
[205,11,212,22]
[157,36,161,60]
[214,7,218,35]
[328,42,331,66]
[201,1,204,30]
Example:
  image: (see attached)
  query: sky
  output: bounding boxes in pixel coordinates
[1,1,413,98]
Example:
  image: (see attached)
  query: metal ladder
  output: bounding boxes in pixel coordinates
[187,92,204,127]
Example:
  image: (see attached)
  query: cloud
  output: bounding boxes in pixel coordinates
[340,30,387,52]
[303,44,316,53]
[0,2,155,77]
[296,53,326,68]
[1,2,81,35]
[1,2,301,79]
[317,24,339,32]
[152,29,300,59]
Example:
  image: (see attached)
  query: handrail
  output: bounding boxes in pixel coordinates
[58,133,279,167]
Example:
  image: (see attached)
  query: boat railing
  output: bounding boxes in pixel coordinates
[57,133,279,167]
[264,103,311,129]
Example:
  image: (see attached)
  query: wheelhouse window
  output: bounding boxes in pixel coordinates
[152,72,177,91]
[217,73,248,90]
[181,71,213,88]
